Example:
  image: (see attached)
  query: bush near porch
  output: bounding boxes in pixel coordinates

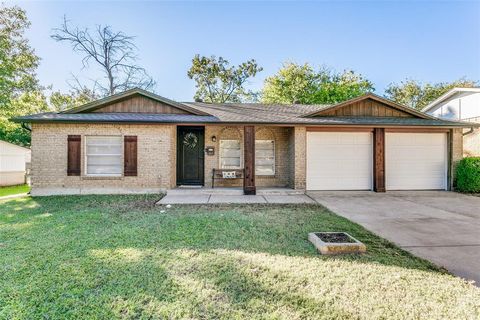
[456,157,480,193]
[0,195,479,319]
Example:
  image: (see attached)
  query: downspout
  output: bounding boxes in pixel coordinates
[21,122,31,132]
[463,127,475,136]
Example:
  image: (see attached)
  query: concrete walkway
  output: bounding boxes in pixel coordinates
[0,193,29,201]
[157,187,315,204]
[308,191,480,284]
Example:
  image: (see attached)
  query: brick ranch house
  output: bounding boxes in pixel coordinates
[14,88,477,196]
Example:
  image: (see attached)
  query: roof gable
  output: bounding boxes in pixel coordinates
[61,88,210,116]
[422,87,480,112]
[0,140,30,151]
[304,93,436,119]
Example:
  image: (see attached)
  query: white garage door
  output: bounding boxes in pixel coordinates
[386,133,447,190]
[306,132,373,190]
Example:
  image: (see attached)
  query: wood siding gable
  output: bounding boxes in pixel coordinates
[92,95,190,114]
[61,88,211,116]
[304,93,436,119]
[317,98,413,118]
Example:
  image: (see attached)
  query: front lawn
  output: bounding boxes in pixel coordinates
[0,195,479,319]
[0,184,29,197]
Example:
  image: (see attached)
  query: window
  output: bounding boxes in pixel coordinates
[85,136,122,176]
[255,140,275,175]
[219,140,241,169]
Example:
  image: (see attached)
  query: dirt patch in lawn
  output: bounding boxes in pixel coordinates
[315,232,356,243]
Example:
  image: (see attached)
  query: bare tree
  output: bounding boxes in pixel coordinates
[51,17,155,96]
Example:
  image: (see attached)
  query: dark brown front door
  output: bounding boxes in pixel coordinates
[177,126,204,185]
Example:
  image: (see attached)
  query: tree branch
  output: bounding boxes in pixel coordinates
[51,17,155,96]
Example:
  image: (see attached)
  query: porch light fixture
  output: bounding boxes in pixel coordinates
[211,135,217,142]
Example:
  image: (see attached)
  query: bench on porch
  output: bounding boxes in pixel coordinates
[212,169,245,188]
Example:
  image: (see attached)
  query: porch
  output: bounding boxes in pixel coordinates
[176,125,306,195]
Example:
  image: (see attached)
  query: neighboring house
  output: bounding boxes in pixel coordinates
[13,88,475,196]
[0,140,31,187]
[423,87,480,156]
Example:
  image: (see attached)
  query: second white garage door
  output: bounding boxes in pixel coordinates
[306,132,373,190]
[386,133,447,190]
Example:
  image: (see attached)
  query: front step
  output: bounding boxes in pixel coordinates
[167,187,243,196]
[257,188,306,196]
[167,187,304,196]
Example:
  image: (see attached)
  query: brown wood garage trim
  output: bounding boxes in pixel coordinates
[373,128,386,192]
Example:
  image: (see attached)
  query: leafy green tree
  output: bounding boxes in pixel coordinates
[0,5,45,146]
[0,91,48,145]
[187,55,263,103]
[261,63,318,104]
[313,69,375,104]
[384,79,479,110]
[49,88,96,111]
[261,62,374,104]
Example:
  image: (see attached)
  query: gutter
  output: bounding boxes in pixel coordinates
[10,119,476,128]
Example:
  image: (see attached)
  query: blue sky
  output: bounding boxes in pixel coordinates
[15,0,480,101]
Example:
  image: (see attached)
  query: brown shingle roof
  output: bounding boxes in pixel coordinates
[183,102,331,123]
[12,90,478,127]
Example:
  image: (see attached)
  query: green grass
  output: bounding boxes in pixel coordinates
[0,195,479,319]
[0,184,29,197]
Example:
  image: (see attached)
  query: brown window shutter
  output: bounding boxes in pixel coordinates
[124,136,137,176]
[67,135,81,176]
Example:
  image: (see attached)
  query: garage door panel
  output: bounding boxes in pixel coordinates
[311,148,363,159]
[391,134,444,146]
[388,146,445,160]
[311,133,372,145]
[307,132,373,190]
[386,133,447,190]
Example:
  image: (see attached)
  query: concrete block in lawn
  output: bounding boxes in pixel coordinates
[308,232,366,255]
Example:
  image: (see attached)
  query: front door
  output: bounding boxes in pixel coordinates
[177,126,205,185]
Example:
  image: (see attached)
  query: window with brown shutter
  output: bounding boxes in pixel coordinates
[124,136,137,176]
[67,135,81,176]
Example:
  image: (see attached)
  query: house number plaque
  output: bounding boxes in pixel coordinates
[205,146,215,156]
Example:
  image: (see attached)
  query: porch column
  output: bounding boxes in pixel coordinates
[243,125,256,195]
[373,128,386,192]
[291,127,306,190]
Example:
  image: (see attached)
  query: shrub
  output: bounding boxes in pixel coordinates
[456,157,480,193]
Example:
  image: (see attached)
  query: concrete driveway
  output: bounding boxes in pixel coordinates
[307,191,480,284]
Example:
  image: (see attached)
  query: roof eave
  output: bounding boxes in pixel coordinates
[0,139,31,150]
[13,118,477,128]
[422,89,459,112]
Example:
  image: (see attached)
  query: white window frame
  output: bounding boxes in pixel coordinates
[84,135,123,177]
[255,139,275,176]
[219,139,242,169]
